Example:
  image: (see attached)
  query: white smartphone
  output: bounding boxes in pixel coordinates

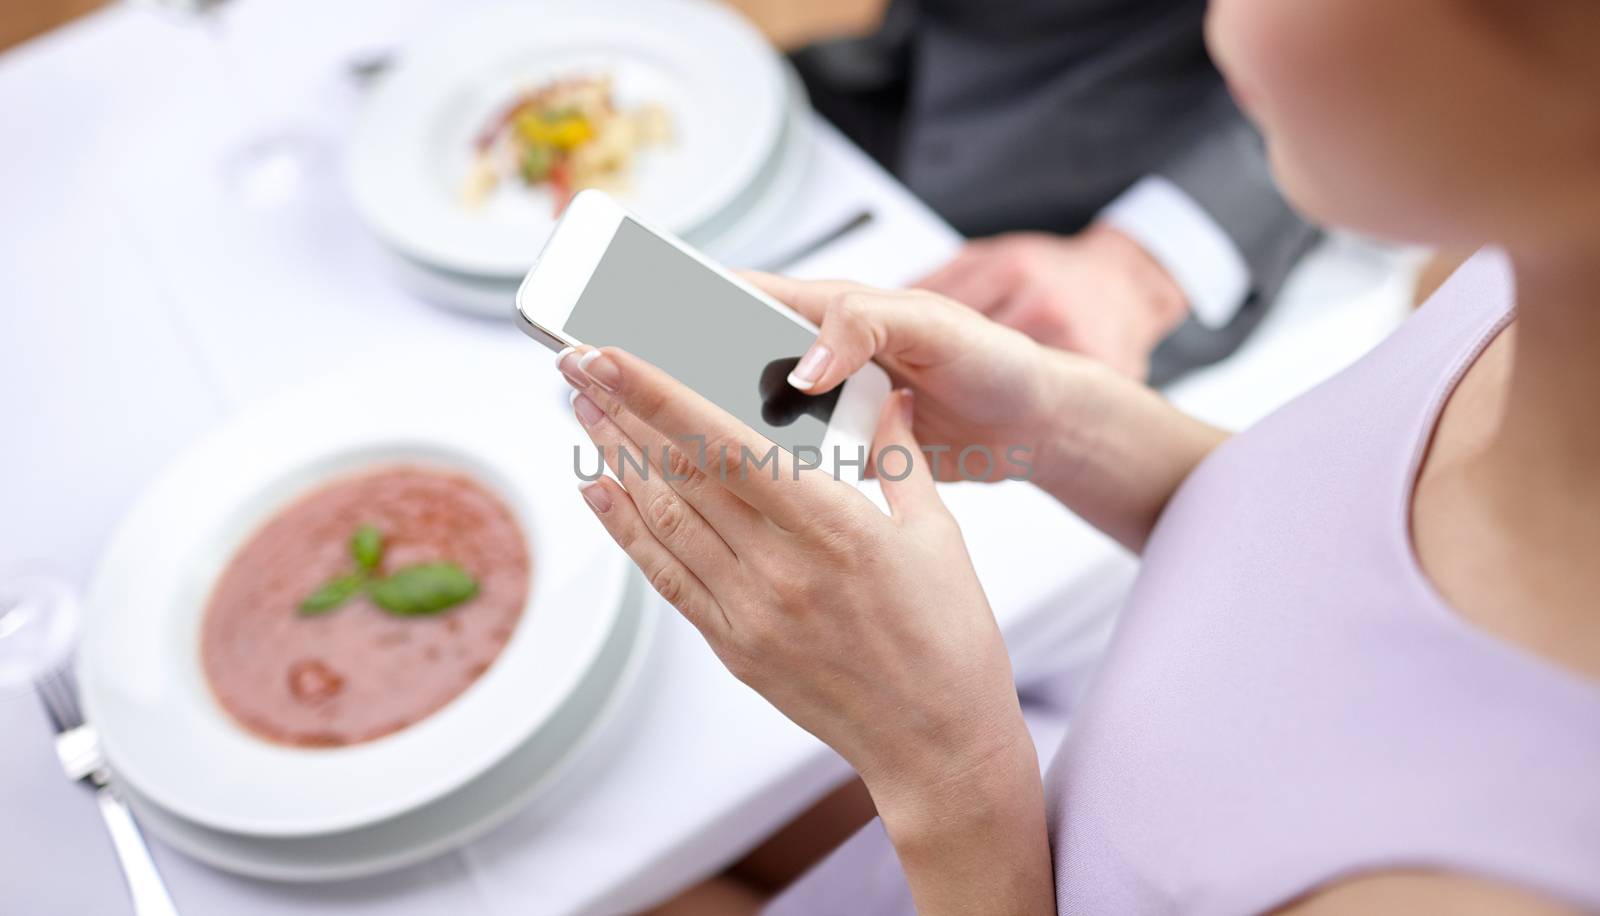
[514,190,891,479]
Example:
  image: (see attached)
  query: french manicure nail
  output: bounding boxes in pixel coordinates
[578,479,611,513]
[573,393,606,427]
[577,349,621,392]
[899,388,915,427]
[787,344,831,391]
[558,347,591,389]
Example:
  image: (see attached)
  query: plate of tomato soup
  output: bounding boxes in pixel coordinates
[76,360,628,837]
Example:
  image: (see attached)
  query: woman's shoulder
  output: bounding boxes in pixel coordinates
[1155,246,1516,535]
[1278,870,1584,916]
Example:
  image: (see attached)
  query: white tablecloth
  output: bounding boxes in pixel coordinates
[0,2,1416,913]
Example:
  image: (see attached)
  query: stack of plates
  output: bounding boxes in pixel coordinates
[75,363,656,881]
[347,0,811,318]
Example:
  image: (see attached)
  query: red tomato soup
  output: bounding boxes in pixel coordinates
[200,466,531,748]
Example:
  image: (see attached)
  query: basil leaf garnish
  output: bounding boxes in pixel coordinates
[351,524,384,572]
[369,563,479,617]
[298,573,365,616]
[295,524,476,620]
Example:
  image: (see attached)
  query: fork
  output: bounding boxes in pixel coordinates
[36,669,181,916]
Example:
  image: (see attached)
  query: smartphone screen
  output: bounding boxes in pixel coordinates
[564,218,840,453]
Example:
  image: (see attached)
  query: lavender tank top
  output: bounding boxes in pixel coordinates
[766,249,1600,915]
[1049,248,1600,912]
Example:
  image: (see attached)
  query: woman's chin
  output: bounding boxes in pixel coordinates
[1264,141,1347,228]
[1266,142,1419,243]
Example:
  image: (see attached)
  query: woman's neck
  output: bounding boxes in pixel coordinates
[1484,240,1600,516]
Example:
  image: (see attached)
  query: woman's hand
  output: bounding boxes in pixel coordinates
[748,272,1076,485]
[558,345,1054,914]
[750,273,1230,551]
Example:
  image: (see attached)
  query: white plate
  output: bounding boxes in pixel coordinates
[79,359,627,837]
[384,69,813,319]
[685,63,814,264]
[347,0,786,278]
[124,572,658,882]
[381,249,523,320]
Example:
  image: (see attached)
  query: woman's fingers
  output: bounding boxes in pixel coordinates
[569,347,842,532]
[571,391,745,593]
[575,476,729,637]
[789,288,964,395]
[738,272,864,325]
[742,272,953,393]
[870,389,942,522]
[744,273,965,395]
[561,347,763,542]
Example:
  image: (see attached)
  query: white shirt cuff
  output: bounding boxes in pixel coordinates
[1098,175,1251,329]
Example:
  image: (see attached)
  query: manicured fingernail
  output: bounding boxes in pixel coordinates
[573,393,606,427]
[787,344,831,390]
[578,479,611,513]
[577,349,620,392]
[557,347,590,390]
[898,388,915,427]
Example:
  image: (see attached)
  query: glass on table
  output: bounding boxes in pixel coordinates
[0,569,81,695]
[131,0,326,209]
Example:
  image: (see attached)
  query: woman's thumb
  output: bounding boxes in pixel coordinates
[788,289,930,395]
[870,389,940,521]
[740,272,950,395]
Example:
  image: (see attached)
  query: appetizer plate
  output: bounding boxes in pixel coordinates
[381,248,526,319]
[347,0,786,278]
[384,64,813,319]
[685,63,814,264]
[123,571,658,882]
[78,358,628,836]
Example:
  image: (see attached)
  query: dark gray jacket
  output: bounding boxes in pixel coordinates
[794,0,1321,381]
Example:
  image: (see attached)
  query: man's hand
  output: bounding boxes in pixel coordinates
[916,224,1190,379]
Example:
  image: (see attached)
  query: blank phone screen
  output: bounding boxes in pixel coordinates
[564,218,839,453]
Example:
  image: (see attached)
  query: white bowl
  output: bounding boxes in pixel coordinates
[79,359,625,836]
[122,572,658,882]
